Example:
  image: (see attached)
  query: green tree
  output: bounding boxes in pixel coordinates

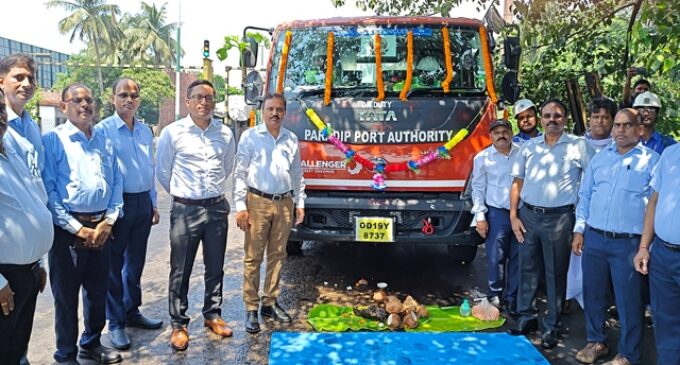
[119,68,174,125]
[119,1,179,66]
[45,0,122,95]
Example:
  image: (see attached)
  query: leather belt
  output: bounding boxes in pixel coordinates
[72,211,106,222]
[0,261,39,272]
[123,191,150,199]
[657,236,680,252]
[248,187,293,201]
[172,195,224,207]
[590,227,641,239]
[523,203,574,214]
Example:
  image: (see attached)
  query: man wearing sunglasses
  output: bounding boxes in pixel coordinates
[95,78,162,351]
[42,83,124,364]
[508,99,595,350]
[156,80,236,351]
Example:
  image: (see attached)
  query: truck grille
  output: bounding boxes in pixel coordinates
[324,209,431,230]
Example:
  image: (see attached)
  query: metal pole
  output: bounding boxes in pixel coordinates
[174,0,182,120]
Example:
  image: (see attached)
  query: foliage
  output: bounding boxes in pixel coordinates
[54,53,173,125]
[329,0,495,16]
[25,88,42,122]
[214,74,226,103]
[117,1,180,66]
[45,0,123,94]
[216,32,271,63]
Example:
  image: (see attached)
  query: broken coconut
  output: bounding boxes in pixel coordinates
[387,313,402,329]
[402,311,419,329]
[385,296,403,314]
[353,305,388,321]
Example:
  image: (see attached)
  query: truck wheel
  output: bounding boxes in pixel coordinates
[447,245,478,265]
[287,240,303,255]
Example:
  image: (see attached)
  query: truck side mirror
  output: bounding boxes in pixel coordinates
[503,36,521,71]
[244,70,264,105]
[241,37,259,68]
[501,70,520,104]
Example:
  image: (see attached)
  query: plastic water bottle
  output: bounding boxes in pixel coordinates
[459,298,471,317]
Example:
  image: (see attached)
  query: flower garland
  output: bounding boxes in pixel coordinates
[324,32,334,105]
[276,31,293,94]
[399,31,414,101]
[304,105,469,190]
[441,27,454,93]
[479,26,498,104]
[249,110,256,127]
[375,33,385,102]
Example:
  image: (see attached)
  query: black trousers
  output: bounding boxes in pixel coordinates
[168,199,229,329]
[0,263,41,365]
[516,206,574,332]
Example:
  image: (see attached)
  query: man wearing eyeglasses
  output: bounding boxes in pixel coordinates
[508,99,595,350]
[95,78,162,351]
[156,80,236,351]
[632,91,676,155]
[42,83,124,364]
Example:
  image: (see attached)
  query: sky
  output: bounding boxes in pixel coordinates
[1,0,482,85]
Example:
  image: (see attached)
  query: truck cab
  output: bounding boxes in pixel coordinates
[244,17,501,263]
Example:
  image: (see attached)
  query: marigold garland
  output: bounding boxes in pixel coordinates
[303,105,470,190]
[479,26,498,104]
[324,32,334,105]
[399,31,414,101]
[375,33,385,102]
[249,110,256,127]
[276,31,292,94]
[441,27,454,93]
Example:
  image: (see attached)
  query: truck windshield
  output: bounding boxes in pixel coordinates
[270,25,486,98]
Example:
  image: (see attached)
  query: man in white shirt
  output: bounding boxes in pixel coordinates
[471,119,520,315]
[156,80,236,351]
[234,93,305,334]
[0,89,53,364]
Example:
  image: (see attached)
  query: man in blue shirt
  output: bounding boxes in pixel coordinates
[0,54,44,172]
[634,142,680,365]
[42,83,124,365]
[633,91,675,155]
[512,99,541,144]
[471,120,520,314]
[573,109,658,365]
[95,78,162,351]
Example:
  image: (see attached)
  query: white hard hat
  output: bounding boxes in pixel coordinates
[513,99,536,116]
[633,91,662,109]
[416,56,440,71]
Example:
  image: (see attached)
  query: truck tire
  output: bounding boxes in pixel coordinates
[447,245,478,265]
[286,240,303,255]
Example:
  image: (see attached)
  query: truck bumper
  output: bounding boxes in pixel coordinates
[290,192,483,246]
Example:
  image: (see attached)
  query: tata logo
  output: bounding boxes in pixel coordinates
[358,110,398,123]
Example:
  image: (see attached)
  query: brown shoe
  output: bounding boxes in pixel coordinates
[170,327,189,351]
[204,317,233,337]
[576,342,609,364]
[603,354,632,365]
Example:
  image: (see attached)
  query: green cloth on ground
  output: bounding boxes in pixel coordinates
[307,304,505,332]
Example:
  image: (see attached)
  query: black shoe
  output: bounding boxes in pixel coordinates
[541,330,559,349]
[127,314,163,330]
[108,328,131,350]
[507,318,538,336]
[260,303,292,323]
[245,310,261,334]
[78,345,122,364]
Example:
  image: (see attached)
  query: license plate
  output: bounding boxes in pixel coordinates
[355,216,395,242]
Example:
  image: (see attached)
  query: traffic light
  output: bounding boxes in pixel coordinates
[203,40,210,59]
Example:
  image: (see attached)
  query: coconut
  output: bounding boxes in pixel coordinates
[416,305,429,318]
[401,295,419,313]
[385,296,403,314]
[387,313,402,329]
[373,290,386,304]
[402,311,419,329]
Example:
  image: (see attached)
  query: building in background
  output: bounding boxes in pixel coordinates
[0,36,69,89]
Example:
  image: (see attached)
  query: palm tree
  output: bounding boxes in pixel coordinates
[122,2,179,66]
[45,0,122,95]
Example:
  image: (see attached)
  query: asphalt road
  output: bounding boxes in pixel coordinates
[27,186,658,364]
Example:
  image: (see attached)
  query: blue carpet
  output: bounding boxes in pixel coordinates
[269,332,550,364]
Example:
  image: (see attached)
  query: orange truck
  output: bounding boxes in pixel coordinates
[241,16,519,263]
